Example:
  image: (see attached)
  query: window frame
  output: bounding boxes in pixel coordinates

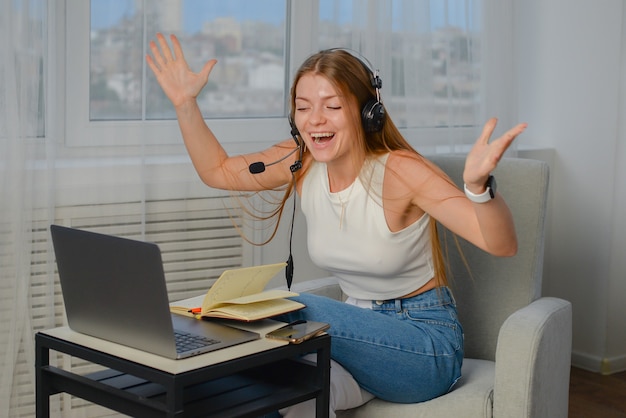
[64,0,295,149]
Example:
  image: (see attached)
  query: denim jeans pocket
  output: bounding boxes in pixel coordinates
[404,304,458,329]
[404,304,464,353]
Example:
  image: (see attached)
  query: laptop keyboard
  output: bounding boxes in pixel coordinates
[174,330,220,352]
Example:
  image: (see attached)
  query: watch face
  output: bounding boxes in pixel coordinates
[487,175,496,199]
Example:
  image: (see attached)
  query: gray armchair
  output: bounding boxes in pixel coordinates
[291,155,572,418]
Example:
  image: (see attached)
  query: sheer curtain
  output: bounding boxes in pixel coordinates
[0,0,54,416]
[0,0,515,416]
[1,1,227,416]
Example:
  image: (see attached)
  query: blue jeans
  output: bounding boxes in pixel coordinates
[277,287,463,403]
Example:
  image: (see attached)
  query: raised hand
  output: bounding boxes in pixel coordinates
[146,33,217,108]
[463,118,527,192]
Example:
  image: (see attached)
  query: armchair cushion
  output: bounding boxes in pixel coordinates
[338,359,495,418]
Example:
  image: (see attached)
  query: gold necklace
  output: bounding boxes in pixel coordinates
[336,182,356,230]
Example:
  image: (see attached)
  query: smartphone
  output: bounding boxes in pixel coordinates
[266,320,330,344]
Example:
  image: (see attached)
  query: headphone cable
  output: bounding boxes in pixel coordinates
[285,172,297,290]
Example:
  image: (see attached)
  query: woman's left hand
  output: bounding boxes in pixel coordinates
[463,118,527,193]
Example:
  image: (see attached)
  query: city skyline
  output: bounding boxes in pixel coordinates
[91,0,475,32]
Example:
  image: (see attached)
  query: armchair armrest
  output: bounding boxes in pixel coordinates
[493,297,572,418]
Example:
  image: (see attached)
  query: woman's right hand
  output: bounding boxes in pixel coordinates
[146,33,217,108]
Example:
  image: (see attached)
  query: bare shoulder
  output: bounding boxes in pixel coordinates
[386,150,443,182]
[385,150,460,205]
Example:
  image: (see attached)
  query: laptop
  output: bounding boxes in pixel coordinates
[50,224,260,360]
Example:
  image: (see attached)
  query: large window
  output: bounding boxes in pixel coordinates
[65,0,484,149]
[66,0,290,147]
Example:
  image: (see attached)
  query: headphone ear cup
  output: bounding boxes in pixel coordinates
[361,99,386,133]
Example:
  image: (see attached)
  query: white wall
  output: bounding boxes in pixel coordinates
[514,0,626,373]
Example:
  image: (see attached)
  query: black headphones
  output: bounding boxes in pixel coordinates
[289,48,386,136]
[353,54,386,133]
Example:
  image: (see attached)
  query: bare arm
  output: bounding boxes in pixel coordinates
[410,119,525,256]
[146,33,293,191]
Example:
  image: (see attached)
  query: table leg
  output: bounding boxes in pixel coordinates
[166,376,184,417]
[315,340,331,418]
[35,335,50,418]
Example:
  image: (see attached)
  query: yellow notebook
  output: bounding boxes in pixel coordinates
[170,262,304,321]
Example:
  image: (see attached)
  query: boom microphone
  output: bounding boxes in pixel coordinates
[248,146,301,174]
[248,161,268,174]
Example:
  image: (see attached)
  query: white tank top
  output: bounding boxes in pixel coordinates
[301,153,434,300]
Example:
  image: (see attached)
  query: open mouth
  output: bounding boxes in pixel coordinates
[310,132,335,145]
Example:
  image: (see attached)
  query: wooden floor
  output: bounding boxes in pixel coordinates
[569,367,626,417]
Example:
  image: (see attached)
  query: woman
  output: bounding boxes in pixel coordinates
[147,33,525,417]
